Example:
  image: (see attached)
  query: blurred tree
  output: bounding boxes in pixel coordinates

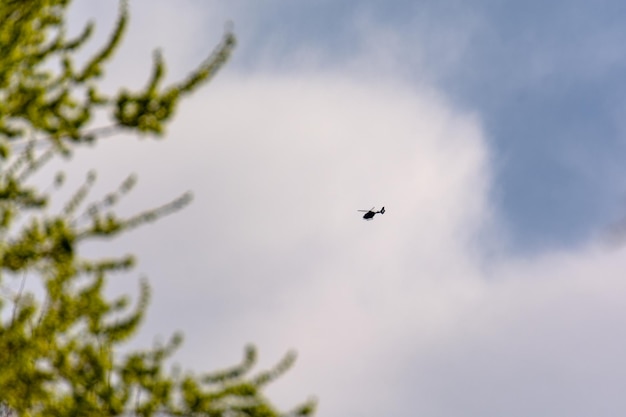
[0,1,315,416]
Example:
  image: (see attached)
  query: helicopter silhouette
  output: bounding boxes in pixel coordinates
[358,206,385,220]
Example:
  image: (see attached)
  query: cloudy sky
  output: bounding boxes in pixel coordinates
[56,0,626,415]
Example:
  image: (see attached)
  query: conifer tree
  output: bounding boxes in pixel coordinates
[0,1,315,416]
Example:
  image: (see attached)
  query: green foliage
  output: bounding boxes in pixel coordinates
[0,1,315,416]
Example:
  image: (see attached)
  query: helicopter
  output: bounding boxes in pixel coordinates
[358,206,385,220]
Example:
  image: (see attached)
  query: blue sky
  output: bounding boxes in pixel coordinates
[436,0,626,251]
[55,1,626,416]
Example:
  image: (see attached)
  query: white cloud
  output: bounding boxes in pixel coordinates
[69,70,493,416]
[53,1,626,416]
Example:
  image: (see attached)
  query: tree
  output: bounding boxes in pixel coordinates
[0,1,315,416]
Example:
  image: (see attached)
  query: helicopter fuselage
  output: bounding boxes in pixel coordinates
[362,211,376,219]
[360,206,385,220]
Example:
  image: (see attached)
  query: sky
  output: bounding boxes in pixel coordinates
[46,0,626,415]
